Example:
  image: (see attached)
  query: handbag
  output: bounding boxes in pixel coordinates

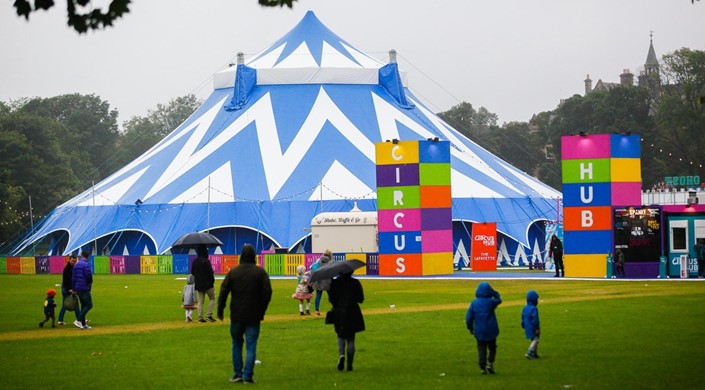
[307,285,314,294]
[64,293,78,311]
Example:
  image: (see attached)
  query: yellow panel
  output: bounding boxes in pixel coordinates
[422,252,454,275]
[375,141,419,165]
[610,158,641,182]
[345,253,367,275]
[563,254,608,278]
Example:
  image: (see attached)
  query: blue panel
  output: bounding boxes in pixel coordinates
[610,134,641,158]
[564,230,613,254]
[562,182,611,207]
[419,140,451,163]
[378,231,422,254]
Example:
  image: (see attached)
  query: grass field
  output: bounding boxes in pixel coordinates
[1,274,703,389]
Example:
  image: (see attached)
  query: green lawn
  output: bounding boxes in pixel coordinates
[0,275,703,389]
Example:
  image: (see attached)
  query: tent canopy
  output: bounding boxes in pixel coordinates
[15,11,560,256]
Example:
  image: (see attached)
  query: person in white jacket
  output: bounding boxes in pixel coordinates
[182,274,198,322]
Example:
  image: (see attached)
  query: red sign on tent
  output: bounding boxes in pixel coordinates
[471,223,497,271]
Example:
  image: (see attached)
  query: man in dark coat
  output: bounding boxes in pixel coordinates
[191,244,216,322]
[328,271,365,372]
[217,244,272,384]
[550,234,565,277]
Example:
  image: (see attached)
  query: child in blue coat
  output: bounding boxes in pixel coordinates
[466,281,502,374]
[522,289,541,359]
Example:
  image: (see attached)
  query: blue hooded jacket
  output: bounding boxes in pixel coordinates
[72,258,93,292]
[465,282,502,341]
[521,290,540,339]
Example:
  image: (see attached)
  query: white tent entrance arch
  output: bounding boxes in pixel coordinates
[14,12,561,261]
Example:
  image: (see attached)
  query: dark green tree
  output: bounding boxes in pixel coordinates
[18,94,120,185]
[646,48,705,185]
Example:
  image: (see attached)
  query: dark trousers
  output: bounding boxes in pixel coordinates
[476,338,497,369]
[554,254,564,276]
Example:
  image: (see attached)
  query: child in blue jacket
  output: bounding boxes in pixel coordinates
[522,289,541,359]
[39,289,57,328]
[466,281,502,374]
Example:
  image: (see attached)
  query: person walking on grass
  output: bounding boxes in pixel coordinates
[57,254,79,326]
[291,265,313,315]
[182,274,198,322]
[522,289,541,359]
[39,289,57,328]
[72,251,93,330]
[310,249,332,316]
[191,244,216,323]
[218,244,272,384]
[328,271,365,372]
[466,281,502,375]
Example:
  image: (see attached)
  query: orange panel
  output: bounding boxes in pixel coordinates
[378,253,422,276]
[564,206,612,231]
[420,185,452,208]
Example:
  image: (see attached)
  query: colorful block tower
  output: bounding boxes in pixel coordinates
[375,140,454,276]
[561,133,641,277]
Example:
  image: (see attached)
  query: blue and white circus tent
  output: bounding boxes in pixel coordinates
[15,12,561,264]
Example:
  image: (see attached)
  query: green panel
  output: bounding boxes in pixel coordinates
[263,254,285,276]
[93,256,110,275]
[157,256,173,274]
[377,186,420,209]
[0,257,6,273]
[419,163,451,185]
[562,158,611,183]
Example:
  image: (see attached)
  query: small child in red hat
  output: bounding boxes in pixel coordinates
[39,289,57,328]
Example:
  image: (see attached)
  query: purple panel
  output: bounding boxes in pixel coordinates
[623,262,659,278]
[36,256,50,274]
[366,253,379,275]
[376,164,419,187]
[125,256,141,274]
[421,208,452,231]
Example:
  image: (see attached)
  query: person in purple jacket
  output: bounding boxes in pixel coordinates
[72,250,94,330]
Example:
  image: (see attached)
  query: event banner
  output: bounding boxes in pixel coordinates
[471,223,497,271]
[375,139,453,276]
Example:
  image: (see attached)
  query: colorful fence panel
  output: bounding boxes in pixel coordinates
[209,255,223,275]
[263,254,285,275]
[0,257,6,273]
[366,253,379,275]
[93,256,110,274]
[140,256,158,274]
[222,255,238,272]
[49,256,66,274]
[6,257,20,274]
[110,256,126,274]
[157,255,173,274]
[285,254,305,275]
[21,257,36,274]
[35,256,50,274]
[172,254,189,274]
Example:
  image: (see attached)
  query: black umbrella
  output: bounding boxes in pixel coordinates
[172,232,224,248]
[309,259,366,283]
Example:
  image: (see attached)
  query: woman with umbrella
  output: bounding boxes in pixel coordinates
[328,268,365,372]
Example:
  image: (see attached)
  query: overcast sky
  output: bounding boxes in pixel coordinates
[2,0,704,127]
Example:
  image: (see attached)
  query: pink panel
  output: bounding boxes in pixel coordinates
[209,255,223,274]
[421,230,453,253]
[561,134,611,160]
[110,256,126,274]
[49,256,66,274]
[611,182,642,206]
[305,253,321,269]
[378,209,421,232]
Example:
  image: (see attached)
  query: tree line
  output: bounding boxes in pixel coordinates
[1,48,703,252]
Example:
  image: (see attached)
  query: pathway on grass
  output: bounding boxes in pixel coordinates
[0,289,691,342]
